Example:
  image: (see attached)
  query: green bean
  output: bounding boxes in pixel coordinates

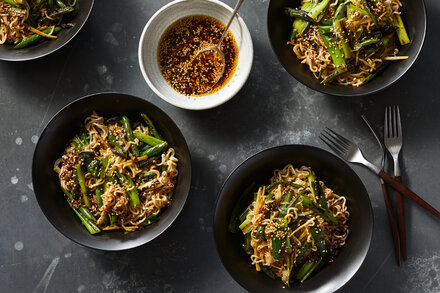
[108,130,127,158]
[95,187,103,208]
[308,0,331,21]
[354,38,380,50]
[295,259,322,282]
[333,18,353,58]
[76,163,91,208]
[140,141,168,157]
[86,160,100,177]
[292,1,314,36]
[139,214,158,226]
[271,218,288,260]
[393,14,410,45]
[334,1,346,20]
[361,61,389,84]
[100,156,108,178]
[346,3,368,20]
[361,0,378,25]
[307,172,319,202]
[285,237,293,254]
[72,136,83,152]
[41,6,74,21]
[319,31,347,74]
[125,175,140,206]
[79,206,97,223]
[141,171,156,179]
[317,25,331,34]
[116,172,140,206]
[266,193,273,201]
[320,19,332,26]
[255,225,266,239]
[14,26,62,49]
[278,190,294,218]
[141,113,162,139]
[137,155,160,168]
[71,206,100,234]
[310,225,326,253]
[301,195,338,225]
[133,131,164,146]
[239,218,252,234]
[321,70,342,84]
[4,7,27,15]
[3,0,18,7]
[55,0,66,8]
[284,8,317,23]
[60,186,73,201]
[122,116,140,157]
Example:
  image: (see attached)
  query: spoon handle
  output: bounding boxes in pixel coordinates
[217,0,245,47]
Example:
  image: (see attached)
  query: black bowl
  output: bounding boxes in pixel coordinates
[32,93,192,250]
[0,1,94,61]
[267,0,426,96]
[214,145,373,292]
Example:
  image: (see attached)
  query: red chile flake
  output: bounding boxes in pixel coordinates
[158,15,238,96]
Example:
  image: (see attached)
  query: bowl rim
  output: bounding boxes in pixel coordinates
[138,0,254,110]
[0,0,95,62]
[32,92,192,250]
[213,144,373,292]
[266,0,427,97]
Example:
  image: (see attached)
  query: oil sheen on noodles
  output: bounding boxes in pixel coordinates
[0,0,76,47]
[239,165,349,286]
[54,112,178,233]
[287,0,408,86]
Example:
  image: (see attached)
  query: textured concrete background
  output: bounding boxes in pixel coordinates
[1,0,439,292]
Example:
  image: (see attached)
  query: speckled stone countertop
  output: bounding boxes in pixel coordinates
[1,0,440,292]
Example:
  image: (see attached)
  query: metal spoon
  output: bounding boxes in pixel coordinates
[193,0,244,89]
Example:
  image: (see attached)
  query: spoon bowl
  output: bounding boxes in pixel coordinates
[192,46,226,93]
[193,0,244,89]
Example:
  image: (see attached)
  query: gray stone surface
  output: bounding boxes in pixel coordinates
[1,0,440,292]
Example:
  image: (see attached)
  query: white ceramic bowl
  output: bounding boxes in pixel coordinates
[138,0,254,110]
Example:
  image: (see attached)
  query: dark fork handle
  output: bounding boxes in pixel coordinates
[379,171,440,219]
[381,182,401,266]
[394,176,407,261]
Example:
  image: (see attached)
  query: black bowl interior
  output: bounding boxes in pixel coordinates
[0,0,94,61]
[214,145,373,292]
[267,0,426,96]
[32,93,192,250]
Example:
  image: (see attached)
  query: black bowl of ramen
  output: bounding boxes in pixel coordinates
[214,145,373,292]
[0,0,94,61]
[32,93,192,250]
[267,0,426,96]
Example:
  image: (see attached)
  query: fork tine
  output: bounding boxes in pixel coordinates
[324,128,350,149]
[319,134,346,156]
[392,105,398,137]
[321,131,348,154]
[384,106,390,138]
[396,105,402,137]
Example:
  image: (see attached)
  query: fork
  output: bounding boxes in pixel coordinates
[362,115,401,266]
[320,128,440,219]
[384,105,407,261]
